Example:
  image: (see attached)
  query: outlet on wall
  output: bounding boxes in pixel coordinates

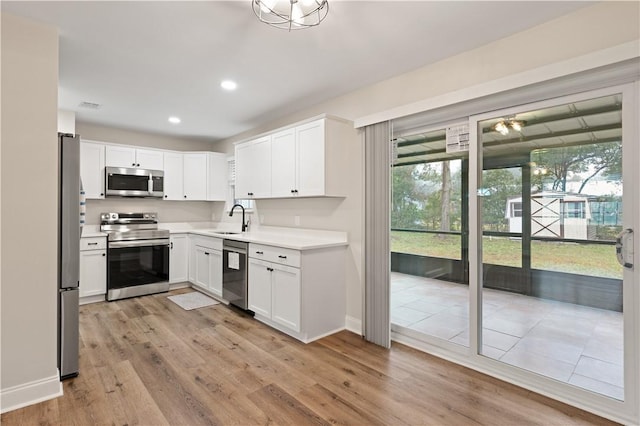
[294,215,300,226]
[260,215,264,224]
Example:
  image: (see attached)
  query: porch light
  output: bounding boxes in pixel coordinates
[493,118,526,135]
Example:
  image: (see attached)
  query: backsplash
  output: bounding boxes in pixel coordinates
[84,199,216,225]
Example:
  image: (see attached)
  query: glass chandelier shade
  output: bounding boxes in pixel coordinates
[253,0,329,31]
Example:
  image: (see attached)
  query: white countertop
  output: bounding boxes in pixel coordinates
[187,229,348,250]
[83,222,348,250]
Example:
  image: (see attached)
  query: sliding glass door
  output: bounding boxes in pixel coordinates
[471,85,636,408]
[390,126,470,348]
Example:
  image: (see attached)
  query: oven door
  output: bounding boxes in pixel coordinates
[107,239,169,291]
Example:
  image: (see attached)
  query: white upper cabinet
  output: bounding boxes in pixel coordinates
[270,128,296,198]
[105,145,135,168]
[81,141,227,203]
[135,149,164,170]
[105,145,164,170]
[80,140,105,199]
[234,116,352,199]
[235,136,272,199]
[163,152,184,200]
[181,152,226,201]
[206,153,227,201]
[295,120,325,196]
[183,153,207,200]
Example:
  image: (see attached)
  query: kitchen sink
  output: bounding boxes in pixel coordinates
[208,231,240,235]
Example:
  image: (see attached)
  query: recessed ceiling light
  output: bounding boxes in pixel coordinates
[168,116,181,124]
[221,80,238,91]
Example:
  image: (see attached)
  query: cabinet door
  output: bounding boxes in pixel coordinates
[136,149,164,170]
[183,153,207,200]
[248,258,272,318]
[251,137,273,198]
[80,141,105,199]
[235,142,253,199]
[271,264,301,332]
[79,249,106,297]
[209,250,223,297]
[163,152,184,200]
[194,246,211,289]
[188,237,197,283]
[271,128,296,198]
[169,234,189,283]
[105,145,137,168]
[206,153,227,201]
[296,120,325,196]
[235,136,271,199]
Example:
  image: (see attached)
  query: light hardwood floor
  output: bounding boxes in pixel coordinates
[2,288,617,425]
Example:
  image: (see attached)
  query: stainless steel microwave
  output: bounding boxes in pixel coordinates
[105,167,164,198]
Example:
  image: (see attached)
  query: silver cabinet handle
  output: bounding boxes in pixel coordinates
[616,228,634,269]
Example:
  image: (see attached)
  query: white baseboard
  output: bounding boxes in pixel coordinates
[79,294,106,305]
[345,315,362,335]
[1,371,62,414]
[169,281,190,290]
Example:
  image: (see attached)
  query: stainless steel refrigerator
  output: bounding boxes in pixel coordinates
[58,133,80,380]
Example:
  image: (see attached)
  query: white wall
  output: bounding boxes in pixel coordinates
[75,122,220,225]
[76,121,214,151]
[214,1,640,330]
[1,13,62,411]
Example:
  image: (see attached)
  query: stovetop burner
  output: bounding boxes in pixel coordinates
[100,212,169,242]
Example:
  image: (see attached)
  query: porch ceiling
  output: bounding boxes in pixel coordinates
[393,94,622,166]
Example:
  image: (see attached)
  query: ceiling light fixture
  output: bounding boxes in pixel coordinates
[253,0,329,31]
[220,80,238,91]
[168,116,181,124]
[493,117,526,136]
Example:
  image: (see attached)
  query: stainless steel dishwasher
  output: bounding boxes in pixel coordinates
[222,239,249,309]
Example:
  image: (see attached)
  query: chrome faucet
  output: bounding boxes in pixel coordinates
[229,204,248,232]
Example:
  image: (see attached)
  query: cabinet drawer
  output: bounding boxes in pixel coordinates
[249,243,300,268]
[190,235,223,251]
[80,237,107,251]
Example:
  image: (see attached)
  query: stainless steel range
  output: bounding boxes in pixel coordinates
[100,212,170,301]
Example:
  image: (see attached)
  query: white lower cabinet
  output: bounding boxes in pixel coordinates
[248,259,301,333]
[271,264,301,332]
[189,235,223,298]
[79,236,107,302]
[248,258,273,318]
[248,243,344,342]
[169,234,189,283]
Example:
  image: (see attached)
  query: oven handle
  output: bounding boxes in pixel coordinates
[109,239,170,249]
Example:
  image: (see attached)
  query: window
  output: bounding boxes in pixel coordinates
[563,201,585,218]
[227,157,254,211]
[511,202,523,218]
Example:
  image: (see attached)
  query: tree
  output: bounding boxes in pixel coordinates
[440,160,451,232]
[531,141,621,194]
[482,168,521,232]
[391,165,422,229]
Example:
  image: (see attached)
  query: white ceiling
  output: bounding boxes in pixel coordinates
[2,1,591,142]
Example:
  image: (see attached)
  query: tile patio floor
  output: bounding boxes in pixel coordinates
[391,271,624,400]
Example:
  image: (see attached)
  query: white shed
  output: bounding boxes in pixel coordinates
[506,192,592,239]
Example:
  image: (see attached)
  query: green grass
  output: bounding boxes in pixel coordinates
[391,231,622,279]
